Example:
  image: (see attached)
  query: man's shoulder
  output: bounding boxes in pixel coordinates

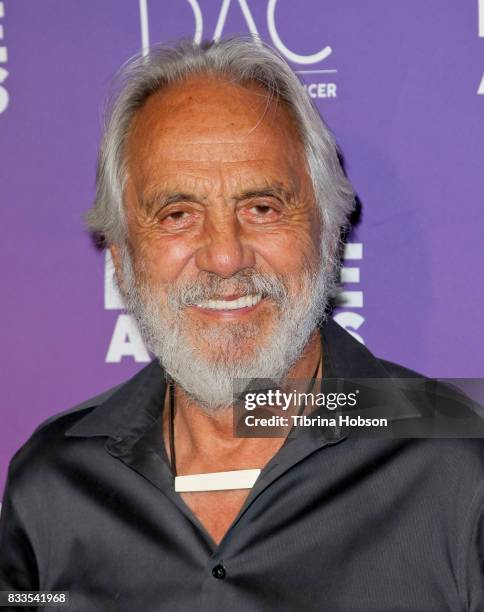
[31,381,126,437]
[26,358,163,443]
[6,383,119,479]
[375,357,424,379]
[321,319,426,380]
[6,371,147,487]
[4,361,165,498]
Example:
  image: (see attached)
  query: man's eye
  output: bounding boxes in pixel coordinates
[244,202,280,222]
[168,210,188,221]
[251,205,273,214]
[163,210,189,222]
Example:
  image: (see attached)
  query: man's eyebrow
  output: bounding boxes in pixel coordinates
[234,185,296,204]
[140,184,297,213]
[141,190,203,214]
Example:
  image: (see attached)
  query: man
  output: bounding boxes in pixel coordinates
[0,37,483,611]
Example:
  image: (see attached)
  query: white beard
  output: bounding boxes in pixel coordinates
[117,246,331,412]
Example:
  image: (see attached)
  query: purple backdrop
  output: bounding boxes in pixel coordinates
[1,0,483,494]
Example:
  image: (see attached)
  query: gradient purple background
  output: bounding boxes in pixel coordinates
[1,0,483,493]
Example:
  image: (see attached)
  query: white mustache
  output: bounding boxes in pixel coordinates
[167,270,289,311]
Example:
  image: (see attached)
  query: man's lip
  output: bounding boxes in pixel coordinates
[187,296,266,317]
[188,305,260,317]
[199,294,246,301]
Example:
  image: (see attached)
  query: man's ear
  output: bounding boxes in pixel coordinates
[109,244,125,291]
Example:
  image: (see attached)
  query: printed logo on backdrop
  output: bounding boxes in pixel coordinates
[138,0,337,99]
[334,243,364,345]
[0,2,8,113]
[103,244,365,363]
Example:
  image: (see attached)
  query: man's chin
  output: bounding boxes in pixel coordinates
[184,310,276,345]
[193,344,260,370]
[187,332,268,364]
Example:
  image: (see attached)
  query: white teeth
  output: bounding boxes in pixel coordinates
[195,294,262,310]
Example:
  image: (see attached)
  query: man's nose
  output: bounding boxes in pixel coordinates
[195,212,255,278]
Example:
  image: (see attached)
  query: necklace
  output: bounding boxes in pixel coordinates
[168,354,322,493]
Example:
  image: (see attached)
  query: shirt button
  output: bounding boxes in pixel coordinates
[212,564,226,579]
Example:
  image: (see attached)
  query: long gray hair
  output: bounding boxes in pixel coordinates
[85,36,355,285]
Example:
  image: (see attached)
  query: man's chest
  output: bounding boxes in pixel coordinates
[179,489,251,545]
[36,440,465,612]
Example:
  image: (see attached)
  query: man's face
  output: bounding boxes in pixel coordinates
[112,74,327,408]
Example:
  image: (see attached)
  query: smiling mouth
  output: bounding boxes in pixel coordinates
[192,293,263,311]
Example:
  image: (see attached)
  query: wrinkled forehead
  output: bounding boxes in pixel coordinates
[124,74,307,174]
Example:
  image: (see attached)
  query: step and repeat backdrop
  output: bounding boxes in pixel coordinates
[1,1,483,493]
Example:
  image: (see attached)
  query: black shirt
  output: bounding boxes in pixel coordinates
[1,319,483,611]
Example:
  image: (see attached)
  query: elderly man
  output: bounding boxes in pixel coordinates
[0,37,483,611]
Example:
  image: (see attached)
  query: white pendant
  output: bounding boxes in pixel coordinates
[175,468,262,492]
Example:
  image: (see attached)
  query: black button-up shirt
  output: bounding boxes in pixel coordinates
[1,319,483,611]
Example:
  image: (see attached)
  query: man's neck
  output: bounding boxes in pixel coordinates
[162,328,322,475]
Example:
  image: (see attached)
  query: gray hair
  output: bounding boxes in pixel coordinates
[85,36,355,278]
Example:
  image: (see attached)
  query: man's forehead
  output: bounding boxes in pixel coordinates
[124,74,310,205]
[135,143,296,165]
[131,74,280,125]
[126,75,303,159]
